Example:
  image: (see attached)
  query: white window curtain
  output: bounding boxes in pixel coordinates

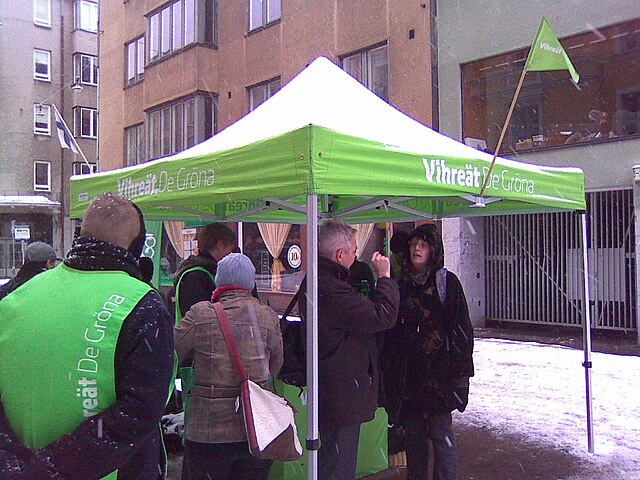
[257,222,291,291]
[354,223,375,259]
[164,221,185,258]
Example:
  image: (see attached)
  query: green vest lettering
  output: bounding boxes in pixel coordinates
[0,264,152,480]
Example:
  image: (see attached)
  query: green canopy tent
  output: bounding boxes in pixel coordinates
[70,57,594,478]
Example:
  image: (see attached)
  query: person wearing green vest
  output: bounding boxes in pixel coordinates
[0,193,175,480]
[173,223,237,321]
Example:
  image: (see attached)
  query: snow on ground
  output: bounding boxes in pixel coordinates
[455,338,640,478]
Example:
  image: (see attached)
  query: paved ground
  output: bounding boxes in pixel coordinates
[167,325,639,480]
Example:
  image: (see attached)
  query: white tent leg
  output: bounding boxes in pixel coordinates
[306,194,320,480]
[580,213,595,453]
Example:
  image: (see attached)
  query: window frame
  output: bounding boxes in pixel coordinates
[75,0,98,33]
[124,123,146,166]
[74,53,98,86]
[72,162,97,175]
[125,36,145,86]
[33,49,52,82]
[147,0,215,64]
[33,0,52,27]
[249,0,281,31]
[341,43,389,102]
[33,104,51,135]
[74,107,98,138]
[247,77,281,112]
[33,161,51,192]
[147,94,217,161]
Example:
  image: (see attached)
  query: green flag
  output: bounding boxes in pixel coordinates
[524,17,580,84]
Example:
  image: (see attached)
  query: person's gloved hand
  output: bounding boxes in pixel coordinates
[453,377,470,412]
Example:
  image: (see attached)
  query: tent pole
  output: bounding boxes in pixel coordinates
[306,194,320,480]
[580,212,595,453]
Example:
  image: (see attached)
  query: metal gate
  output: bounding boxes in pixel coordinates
[0,237,22,279]
[485,189,637,332]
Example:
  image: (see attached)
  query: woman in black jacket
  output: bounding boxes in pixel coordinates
[382,223,474,480]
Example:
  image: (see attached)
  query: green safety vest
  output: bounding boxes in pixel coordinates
[174,265,215,323]
[0,264,152,480]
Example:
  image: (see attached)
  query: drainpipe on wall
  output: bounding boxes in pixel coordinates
[633,165,640,345]
[59,11,66,253]
[96,0,101,171]
[430,0,439,131]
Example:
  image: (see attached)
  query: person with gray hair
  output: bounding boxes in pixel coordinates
[298,219,400,480]
[175,253,283,480]
[0,193,175,479]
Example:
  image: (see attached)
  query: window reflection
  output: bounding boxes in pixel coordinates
[462,18,640,154]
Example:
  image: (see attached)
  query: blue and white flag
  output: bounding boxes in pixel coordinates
[54,107,79,154]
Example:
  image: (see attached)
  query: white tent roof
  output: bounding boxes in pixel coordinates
[172,56,578,174]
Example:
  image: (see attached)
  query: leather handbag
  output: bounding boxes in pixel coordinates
[213,302,303,461]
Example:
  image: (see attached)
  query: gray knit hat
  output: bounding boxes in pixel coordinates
[215,253,256,290]
[24,241,59,263]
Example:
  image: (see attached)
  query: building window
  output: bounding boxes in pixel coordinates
[34,49,51,81]
[72,162,97,175]
[247,77,280,111]
[34,0,51,27]
[34,161,51,191]
[74,54,98,86]
[249,0,280,31]
[74,107,98,138]
[342,44,389,102]
[462,18,640,154]
[147,94,216,160]
[148,0,215,63]
[125,37,145,86]
[33,104,51,135]
[124,123,145,166]
[76,0,98,33]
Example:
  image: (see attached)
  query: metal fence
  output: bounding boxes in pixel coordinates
[485,189,637,332]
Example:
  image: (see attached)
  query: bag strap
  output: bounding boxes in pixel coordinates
[436,267,448,306]
[281,277,305,321]
[212,302,248,382]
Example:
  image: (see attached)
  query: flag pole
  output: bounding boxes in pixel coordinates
[51,104,92,170]
[479,67,527,197]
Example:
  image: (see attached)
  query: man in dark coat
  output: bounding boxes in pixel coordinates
[302,219,399,480]
[0,241,60,301]
[382,223,474,480]
[0,193,175,480]
[173,223,236,320]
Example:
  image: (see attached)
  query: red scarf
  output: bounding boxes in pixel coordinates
[211,285,252,303]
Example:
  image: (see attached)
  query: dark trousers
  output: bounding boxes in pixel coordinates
[318,422,362,480]
[404,412,457,480]
[181,440,273,480]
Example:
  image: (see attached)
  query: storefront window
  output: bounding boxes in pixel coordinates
[242,223,303,293]
[462,18,640,154]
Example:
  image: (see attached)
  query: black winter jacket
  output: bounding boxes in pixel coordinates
[301,256,399,425]
[0,237,175,480]
[382,268,474,420]
[0,262,49,301]
[174,251,218,318]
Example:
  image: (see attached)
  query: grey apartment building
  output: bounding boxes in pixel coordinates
[437,1,640,338]
[0,0,98,278]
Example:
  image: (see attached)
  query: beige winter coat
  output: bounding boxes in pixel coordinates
[174,289,284,443]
